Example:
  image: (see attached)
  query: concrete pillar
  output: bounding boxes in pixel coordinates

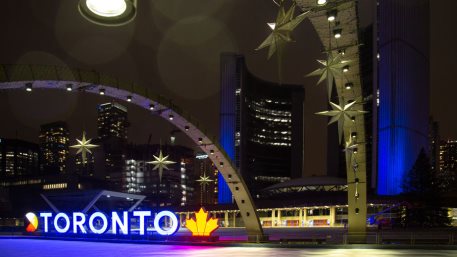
[271,209,275,227]
[299,209,303,227]
[277,209,281,227]
[330,207,336,227]
[224,211,229,228]
[233,211,236,227]
[303,208,307,227]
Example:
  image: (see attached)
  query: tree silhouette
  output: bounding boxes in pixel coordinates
[401,149,451,227]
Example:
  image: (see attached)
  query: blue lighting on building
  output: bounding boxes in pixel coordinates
[218,101,235,204]
[376,0,430,195]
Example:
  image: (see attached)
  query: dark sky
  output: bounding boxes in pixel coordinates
[0,0,456,176]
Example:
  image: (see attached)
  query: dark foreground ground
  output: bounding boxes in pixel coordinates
[1,238,457,257]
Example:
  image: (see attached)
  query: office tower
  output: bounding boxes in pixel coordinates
[220,53,304,200]
[194,152,218,205]
[0,138,40,177]
[97,102,128,189]
[439,140,457,174]
[39,121,70,174]
[75,153,95,177]
[124,144,195,207]
[97,102,128,141]
[376,0,430,195]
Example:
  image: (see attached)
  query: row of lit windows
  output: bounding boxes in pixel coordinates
[260,129,291,135]
[263,99,289,105]
[249,104,292,117]
[254,133,291,142]
[43,183,67,190]
[250,138,291,147]
[0,179,42,186]
[254,114,291,123]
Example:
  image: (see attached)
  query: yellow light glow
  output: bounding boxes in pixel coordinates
[86,0,127,17]
[185,208,219,236]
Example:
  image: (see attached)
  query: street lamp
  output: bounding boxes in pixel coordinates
[78,0,137,26]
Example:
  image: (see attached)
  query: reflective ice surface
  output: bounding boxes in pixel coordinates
[0,239,456,257]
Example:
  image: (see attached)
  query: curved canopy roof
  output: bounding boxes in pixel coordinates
[264,176,347,191]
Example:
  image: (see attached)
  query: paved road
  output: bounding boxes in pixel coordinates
[0,239,456,257]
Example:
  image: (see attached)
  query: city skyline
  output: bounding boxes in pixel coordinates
[0,1,457,180]
[2,0,457,252]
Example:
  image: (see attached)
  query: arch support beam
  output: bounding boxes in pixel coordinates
[0,64,265,241]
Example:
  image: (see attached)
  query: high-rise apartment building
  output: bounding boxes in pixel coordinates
[0,138,40,177]
[194,152,218,205]
[220,53,304,201]
[97,102,128,189]
[97,102,128,141]
[439,140,457,174]
[123,144,196,207]
[39,121,70,174]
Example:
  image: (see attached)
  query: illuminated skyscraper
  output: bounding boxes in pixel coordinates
[123,144,195,207]
[97,102,128,189]
[0,138,40,177]
[376,0,430,195]
[194,152,218,205]
[39,121,70,174]
[97,102,128,141]
[439,140,457,174]
[220,53,304,201]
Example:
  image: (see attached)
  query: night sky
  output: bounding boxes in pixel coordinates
[0,0,456,176]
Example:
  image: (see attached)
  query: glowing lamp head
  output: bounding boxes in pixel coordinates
[78,0,137,26]
[86,0,127,17]
[334,29,342,39]
[317,0,327,6]
[327,10,337,22]
[25,83,33,92]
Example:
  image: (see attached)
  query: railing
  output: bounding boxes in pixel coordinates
[343,231,457,245]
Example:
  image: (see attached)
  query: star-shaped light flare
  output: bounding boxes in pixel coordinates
[70,131,98,164]
[256,2,309,59]
[316,100,367,142]
[196,173,214,187]
[306,54,348,98]
[147,150,175,183]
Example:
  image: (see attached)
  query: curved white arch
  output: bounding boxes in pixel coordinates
[0,64,265,240]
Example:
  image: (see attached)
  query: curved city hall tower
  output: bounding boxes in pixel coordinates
[377,0,430,195]
[219,53,304,203]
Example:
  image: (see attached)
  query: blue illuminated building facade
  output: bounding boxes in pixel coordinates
[219,53,304,202]
[376,0,430,195]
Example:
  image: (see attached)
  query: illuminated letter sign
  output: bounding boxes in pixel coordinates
[25,212,39,232]
[54,213,70,233]
[25,210,179,237]
[154,211,178,236]
[185,208,219,236]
